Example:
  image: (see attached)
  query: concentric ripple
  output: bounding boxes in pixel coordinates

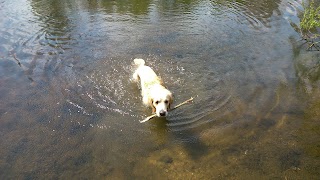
[136,59,235,133]
[57,55,234,134]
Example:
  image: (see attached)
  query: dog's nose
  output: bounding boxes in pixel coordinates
[159,110,166,117]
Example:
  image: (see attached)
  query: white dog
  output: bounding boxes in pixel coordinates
[133,59,173,117]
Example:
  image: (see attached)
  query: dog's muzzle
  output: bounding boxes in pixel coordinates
[159,110,167,117]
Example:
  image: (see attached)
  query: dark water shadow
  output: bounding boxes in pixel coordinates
[149,117,209,161]
[148,117,170,146]
[172,129,209,161]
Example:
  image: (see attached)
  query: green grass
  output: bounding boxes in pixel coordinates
[301,0,320,32]
[300,1,320,50]
[300,0,320,31]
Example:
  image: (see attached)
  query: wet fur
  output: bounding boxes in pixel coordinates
[133,59,173,117]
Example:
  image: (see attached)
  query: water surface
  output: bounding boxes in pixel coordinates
[1,0,320,179]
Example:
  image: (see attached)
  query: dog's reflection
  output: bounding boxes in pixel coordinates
[148,117,169,145]
[147,117,209,160]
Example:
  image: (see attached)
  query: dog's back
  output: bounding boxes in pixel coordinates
[133,59,161,86]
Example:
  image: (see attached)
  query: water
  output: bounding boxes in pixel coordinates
[1,0,319,179]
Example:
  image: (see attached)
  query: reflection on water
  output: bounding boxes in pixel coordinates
[210,0,281,28]
[1,0,320,179]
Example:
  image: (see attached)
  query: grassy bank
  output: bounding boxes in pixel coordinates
[300,0,320,50]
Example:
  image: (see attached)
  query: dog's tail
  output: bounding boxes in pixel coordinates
[134,58,145,67]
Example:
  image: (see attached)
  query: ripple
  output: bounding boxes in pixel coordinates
[56,55,236,136]
[60,57,141,119]
[170,97,231,130]
[135,58,235,133]
[208,0,281,29]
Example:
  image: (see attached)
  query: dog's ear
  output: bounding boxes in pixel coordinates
[168,94,173,110]
[149,98,156,113]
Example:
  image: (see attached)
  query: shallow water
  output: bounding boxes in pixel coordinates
[1,0,320,179]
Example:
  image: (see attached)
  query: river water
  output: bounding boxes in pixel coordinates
[1,0,320,179]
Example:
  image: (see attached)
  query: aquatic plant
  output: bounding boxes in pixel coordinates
[300,0,320,50]
[301,0,320,31]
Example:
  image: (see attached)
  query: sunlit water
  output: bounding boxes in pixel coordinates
[1,0,320,179]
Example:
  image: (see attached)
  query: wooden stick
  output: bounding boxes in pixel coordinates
[12,53,22,67]
[139,97,194,123]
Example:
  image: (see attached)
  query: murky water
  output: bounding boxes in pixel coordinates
[1,0,320,179]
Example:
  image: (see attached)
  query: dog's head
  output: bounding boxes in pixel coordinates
[149,89,173,117]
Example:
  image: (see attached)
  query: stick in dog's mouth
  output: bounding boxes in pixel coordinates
[139,97,194,123]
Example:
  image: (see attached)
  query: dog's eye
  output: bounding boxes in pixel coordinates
[164,100,168,104]
[155,101,159,105]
